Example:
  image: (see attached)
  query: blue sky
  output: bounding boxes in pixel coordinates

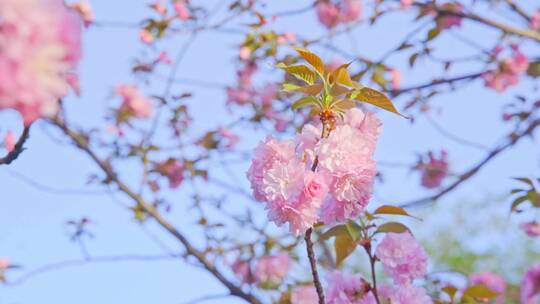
[0,1,539,303]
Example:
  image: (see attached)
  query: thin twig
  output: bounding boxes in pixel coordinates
[305,228,325,304]
[0,126,30,165]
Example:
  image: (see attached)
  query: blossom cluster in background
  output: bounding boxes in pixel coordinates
[316,0,362,29]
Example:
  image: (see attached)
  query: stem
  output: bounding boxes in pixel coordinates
[305,228,325,304]
[364,246,381,304]
[0,126,31,166]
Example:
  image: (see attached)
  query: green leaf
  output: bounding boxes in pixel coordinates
[292,96,318,111]
[373,205,418,219]
[513,177,535,188]
[277,63,317,85]
[441,286,458,301]
[351,87,407,117]
[282,83,324,95]
[320,224,348,240]
[527,61,540,78]
[427,27,441,41]
[331,84,352,97]
[330,63,354,87]
[376,222,410,234]
[294,47,325,75]
[527,190,540,207]
[345,221,361,241]
[511,195,529,212]
[462,284,499,299]
[510,189,525,194]
[334,233,357,266]
[409,53,419,68]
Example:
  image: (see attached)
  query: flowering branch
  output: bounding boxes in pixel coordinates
[50,116,262,304]
[0,126,30,166]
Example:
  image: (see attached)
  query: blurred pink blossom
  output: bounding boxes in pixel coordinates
[376,232,428,284]
[483,46,529,92]
[158,159,184,189]
[388,68,402,90]
[400,0,413,9]
[316,1,341,29]
[291,285,318,304]
[231,258,254,284]
[174,1,190,20]
[435,3,463,29]
[520,221,540,237]
[69,1,94,27]
[326,271,372,303]
[3,131,15,152]
[254,253,291,287]
[0,0,82,125]
[419,150,449,189]
[531,10,540,31]
[116,84,153,118]
[0,258,10,269]
[139,29,154,44]
[470,272,506,304]
[521,263,540,304]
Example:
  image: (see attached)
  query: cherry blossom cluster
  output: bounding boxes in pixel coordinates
[140,1,191,44]
[316,0,362,29]
[483,45,529,92]
[418,150,449,189]
[232,252,291,288]
[0,0,83,125]
[521,263,540,304]
[247,108,380,235]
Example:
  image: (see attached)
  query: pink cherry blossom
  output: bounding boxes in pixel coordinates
[139,29,154,44]
[156,51,173,65]
[380,284,433,304]
[69,1,94,27]
[435,3,463,29]
[277,32,296,44]
[66,74,81,96]
[0,258,10,269]
[218,127,240,149]
[157,159,184,188]
[376,232,428,284]
[291,285,318,304]
[116,85,153,118]
[400,0,413,9]
[316,2,341,29]
[254,253,291,287]
[0,0,82,125]
[470,272,506,304]
[239,46,251,61]
[483,45,529,92]
[419,150,449,189]
[150,1,167,15]
[326,271,371,304]
[174,1,190,20]
[389,68,402,90]
[3,131,16,152]
[521,263,540,304]
[247,136,296,202]
[340,0,362,23]
[531,11,540,31]
[231,258,254,284]
[521,222,540,237]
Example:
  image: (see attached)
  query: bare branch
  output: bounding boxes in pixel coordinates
[0,126,31,166]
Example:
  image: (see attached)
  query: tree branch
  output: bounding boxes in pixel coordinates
[0,126,31,166]
[401,119,540,208]
[305,228,326,304]
[49,117,262,304]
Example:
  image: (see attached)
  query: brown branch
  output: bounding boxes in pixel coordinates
[413,2,540,43]
[305,228,325,304]
[363,245,381,304]
[401,119,540,208]
[391,72,484,96]
[503,0,531,23]
[0,126,31,166]
[49,117,262,304]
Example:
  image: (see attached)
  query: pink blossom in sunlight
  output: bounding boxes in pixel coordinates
[239,46,251,60]
[291,285,318,304]
[231,258,254,284]
[483,46,529,92]
[66,74,81,96]
[435,3,463,30]
[254,253,291,287]
[531,11,540,31]
[69,0,95,27]
[376,232,428,284]
[419,150,449,189]
[316,1,341,29]
[139,29,154,44]
[0,258,9,269]
[116,85,153,118]
[277,32,296,44]
[69,1,94,27]
[470,272,506,304]
[156,51,173,65]
[3,131,15,152]
[400,0,413,9]
[174,1,190,20]
[521,263,540,304]
[150,1,167,15]
[340,0,362,23]
[158,159,184,189]
[520,221,540,237]
[326,271,372,304]
[388,68,402,90]
[0,0,83,125]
